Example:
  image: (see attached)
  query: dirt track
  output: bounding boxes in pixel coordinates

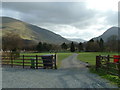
[60,53,86,69]
[2,53,118,88]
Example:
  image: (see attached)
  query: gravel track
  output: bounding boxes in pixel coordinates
[2,53,118,88]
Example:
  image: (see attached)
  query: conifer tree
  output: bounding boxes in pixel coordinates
[70,42,75,52]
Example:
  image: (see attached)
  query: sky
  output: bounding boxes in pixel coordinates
[1,0,119,41]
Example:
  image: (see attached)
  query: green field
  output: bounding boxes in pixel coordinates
[22,52,72,67]
[77,52,120,87]
[77,52,119,65]
[10,52,72,68]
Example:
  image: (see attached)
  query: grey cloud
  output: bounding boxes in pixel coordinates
[104,10,118,25]
[2,2,98,26]
[2,2,118,40]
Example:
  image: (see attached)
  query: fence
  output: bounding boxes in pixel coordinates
[96,55,120,78]
[1,54,57,69]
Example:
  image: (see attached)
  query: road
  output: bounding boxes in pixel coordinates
[2,53,118,88]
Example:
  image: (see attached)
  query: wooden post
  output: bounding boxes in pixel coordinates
[51,55,53,69]
[118,59,120,78]
[36,55,38,69]
[23,55,24,68]
[118,62,120,78]
[11,54,13,67]
[54,54,57,69]
[106,55,110,74]
[96,56,100,71]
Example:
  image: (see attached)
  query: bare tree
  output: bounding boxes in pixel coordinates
[106,35,118,52]
[2,33,23,51]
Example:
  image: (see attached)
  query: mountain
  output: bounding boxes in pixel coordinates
[1,17,71,44]
[93,27,120,42]
[66,38,86,43]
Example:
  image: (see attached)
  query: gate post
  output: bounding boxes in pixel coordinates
[106,55,110,74]
[118,59,120,78]
[23,55,24,68]
[96,55,100,71]
[36,55,38,69]
[54,54,57,69]
[11,54,13,67]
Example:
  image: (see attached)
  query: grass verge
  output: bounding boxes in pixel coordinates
[90,66,120,87]
[77,52,120,87]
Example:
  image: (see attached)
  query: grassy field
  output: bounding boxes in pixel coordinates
[77,52,119,65]
[22,52,72,67]
[12,52,72,68]
[77,52,120,87]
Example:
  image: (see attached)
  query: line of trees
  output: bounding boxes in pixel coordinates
[2,33,61,52]
[2,33,23,51]
[2,33,119,53]
[60,36,119,52]
[36,42,52,52]
[85,38,104,52]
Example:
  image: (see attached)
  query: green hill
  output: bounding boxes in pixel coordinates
[1,17,70,45]
[93,27,120,42]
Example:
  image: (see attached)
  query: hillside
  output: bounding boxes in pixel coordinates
[93,27,120,42]
[1,17,71,44]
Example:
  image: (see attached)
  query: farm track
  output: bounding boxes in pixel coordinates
[2,53,118,88]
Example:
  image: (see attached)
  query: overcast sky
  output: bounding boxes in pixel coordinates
[1,0,119,41]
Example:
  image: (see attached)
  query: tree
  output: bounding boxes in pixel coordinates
[85,41,100,52]
[61,42,68,50]
[36,42,43,52]
[78,42,83,52]
[36,42,53,52]
[99,38,104,52]
[51,44,61,52]
[89,39,94,42]
[42,43,52,51]
[85,39,95,51]
[106,35,118,52]
[2,33,23,51]
[70,42,75,52]
[22,40,37,51]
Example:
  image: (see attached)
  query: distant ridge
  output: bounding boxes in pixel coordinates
[66,38,86,43]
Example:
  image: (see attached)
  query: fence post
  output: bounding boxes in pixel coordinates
[11,54,13,67]
[23,55,24,68]
[118,59,120,78]
[96,55,100,71]
[36,55,38,69]
[106,55,110,74]
[54,54,57,69]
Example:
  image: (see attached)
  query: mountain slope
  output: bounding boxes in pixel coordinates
[93,27,119,42]
[1,17,71,44]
